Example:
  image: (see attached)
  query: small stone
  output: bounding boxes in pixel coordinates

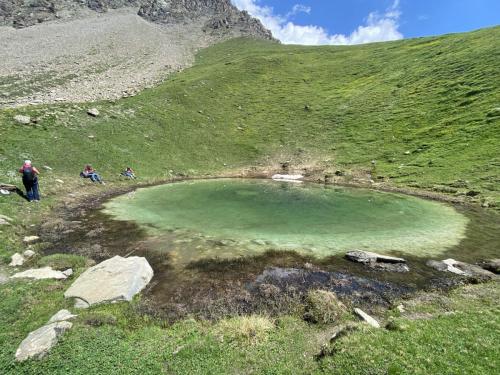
[9,253,25,267]
[396,304,405,313]
[62,268,73,277]
[23,249,36,259]
[15,321,72,361]
[43,166,53,171]
[87,108,99,117]
[55,179,64,184]
[48,309,77,323]
[23,235,40,244]
[404,151,411,155]
[14,115,31,125]
[354,308,380,328]
[88,135,95,139]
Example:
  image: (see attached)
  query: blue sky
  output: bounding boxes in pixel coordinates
[232,0,500,45]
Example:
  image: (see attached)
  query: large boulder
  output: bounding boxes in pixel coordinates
[11,267,68,280]
[64,256,154,308]
[427,258,497,280]
[345,250,409,272]
[15,321,73,361]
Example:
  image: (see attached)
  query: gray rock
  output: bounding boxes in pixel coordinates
[346,250,406,264]
[427,258,497,279]
[23,249,36,259]
[354,308,380,328]
[0,214,13,222]
[62,268,73,277]
[9,253,25,267]
[11,267,67,280]
[87,108,100,117]
[15,321,73,361]
[23,235,40,244]
[48,309,78,323]
[13,115,31,124]
[64,255,153,308]
[478,259,500,274]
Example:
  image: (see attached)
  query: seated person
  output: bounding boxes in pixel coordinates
[121,166,136,179]
[80,164,104,184]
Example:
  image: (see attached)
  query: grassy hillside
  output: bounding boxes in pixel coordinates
[1,26,499,205]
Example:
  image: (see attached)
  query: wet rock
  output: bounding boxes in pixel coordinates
[11,267,68,280]
[9,253,25,267]
[48,309,78,324]
[345,250,409,272]
[427,259,497,280]
[354,308,380,328]
[64,256,154,308]
[87,108,100,117]
[23,235,40,244]
[23,249,36,259]
[15,321,72,361]
[271,174,303,181]
[346,250,405,264]
[14,115,31,125]
[477,259,500,274]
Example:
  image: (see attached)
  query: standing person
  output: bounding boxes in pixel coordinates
[19,160,40,202]
[80,164,104,184]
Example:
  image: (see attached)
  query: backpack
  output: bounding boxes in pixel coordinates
[22,167,35,184]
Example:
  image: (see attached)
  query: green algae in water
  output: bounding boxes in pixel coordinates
[103,179,469,259]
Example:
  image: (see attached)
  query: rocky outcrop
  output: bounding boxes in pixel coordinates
[64,255,154,308]
[15,309,76,361]
[1,0,275,41]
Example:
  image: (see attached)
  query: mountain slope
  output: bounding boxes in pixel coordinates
[1,26,499,205]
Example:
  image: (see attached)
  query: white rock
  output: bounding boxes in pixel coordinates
[62,268,73,277]
[0,189,10,195]
[271,174,303,182]
[15,321,72,361]
[87,108,99,117]
[0,214,13,225]
[14,115,31,125]
[11,267,67,280]
[55,179,64,184]
[64,256,154,308]
[345,250,406,264]
[43,165,53,171]
[23,249,36,259]
[9,253,25,267]
[23,235,40,244]
[48,309,77,323]
[442,259,467,275]
[354,308,380,328]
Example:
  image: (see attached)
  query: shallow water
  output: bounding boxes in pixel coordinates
[103,179,469,263]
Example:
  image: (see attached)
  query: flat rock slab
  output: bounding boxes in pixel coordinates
[354,308,380,328]
[48,309,78,324]
[346,250,406,264]
[64,255,154,308]
[15,321,72,361]
[11,267,67,280]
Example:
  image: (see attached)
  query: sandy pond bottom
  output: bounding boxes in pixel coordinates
[49,179,499,319]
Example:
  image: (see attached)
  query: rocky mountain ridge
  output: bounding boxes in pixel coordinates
[0,0,274,40]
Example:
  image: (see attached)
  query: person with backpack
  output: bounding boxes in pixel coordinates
[18,160,40,202]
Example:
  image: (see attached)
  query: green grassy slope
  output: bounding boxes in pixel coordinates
[1,26,499,204]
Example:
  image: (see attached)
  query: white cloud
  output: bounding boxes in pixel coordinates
[232,0,404,45]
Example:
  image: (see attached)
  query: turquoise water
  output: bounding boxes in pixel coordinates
[103,179,469,261]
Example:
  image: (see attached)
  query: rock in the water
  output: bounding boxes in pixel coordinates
[346,250,406,264]
[427,259,497,279]
[23,249,36,259]
[15,321,72,361]
[11,267,67,280]
[64,256,154,308]
[9,253,25,267]
[14,115,31,124]
[87,108,100,117]
[477,259,500,274]
[354,308,380,328]
[48,309,78,324]
[23,235,40,244]
[271,174,303,182]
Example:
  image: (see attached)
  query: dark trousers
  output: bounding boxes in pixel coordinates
[24,179,40,201]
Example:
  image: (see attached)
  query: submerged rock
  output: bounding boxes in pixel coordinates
[15,320,73,361]
[9,253,25,267]
[11,267,68,280]
[64,256,154,308]
[354,308,380,328]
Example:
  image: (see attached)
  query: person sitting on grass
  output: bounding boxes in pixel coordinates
[80,164,104,184]
[121,166,136,179]
[19,160,40,202]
